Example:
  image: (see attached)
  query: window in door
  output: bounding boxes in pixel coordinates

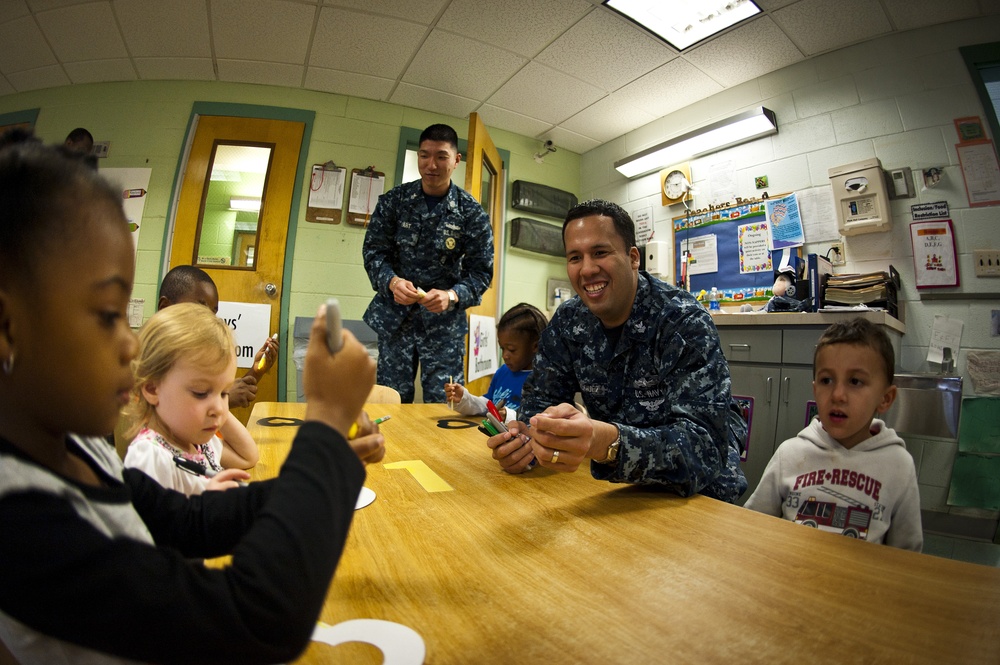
[194,143,273,268]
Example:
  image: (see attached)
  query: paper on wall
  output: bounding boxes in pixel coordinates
[926,315,963,365]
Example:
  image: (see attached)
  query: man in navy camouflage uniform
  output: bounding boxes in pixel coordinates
[488,199,747,502]
[362,124,493,403]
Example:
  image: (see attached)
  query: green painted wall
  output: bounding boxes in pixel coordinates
[0,80,578,400]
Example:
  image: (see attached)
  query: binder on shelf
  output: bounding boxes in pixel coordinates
[807,253,833,312]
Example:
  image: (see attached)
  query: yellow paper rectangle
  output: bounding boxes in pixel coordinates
[384,460,453,492]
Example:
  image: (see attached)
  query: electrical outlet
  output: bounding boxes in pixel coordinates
[973,249,1000,277]
[830,242,846,266]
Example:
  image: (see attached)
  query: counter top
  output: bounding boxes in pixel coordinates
[712,309,905,334]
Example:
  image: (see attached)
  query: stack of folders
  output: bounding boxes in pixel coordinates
[823,265,899,318]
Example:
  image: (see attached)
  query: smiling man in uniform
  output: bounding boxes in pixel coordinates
[488,199,747,502]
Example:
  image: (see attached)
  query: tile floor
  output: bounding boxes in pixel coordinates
[923,532,1000,567]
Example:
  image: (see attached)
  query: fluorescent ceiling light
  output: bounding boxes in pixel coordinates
[230,197,261,212]
[614,106,777,179]
[604,0,761,51]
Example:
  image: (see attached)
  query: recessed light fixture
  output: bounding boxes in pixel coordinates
[230,197,261,212]
[604,0,761,51]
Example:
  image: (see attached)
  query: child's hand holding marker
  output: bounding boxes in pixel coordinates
[444,377,464,409]
[252,333,280,376]
[343,411,389,466]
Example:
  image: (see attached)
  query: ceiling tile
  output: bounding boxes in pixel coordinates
[389,82,479,119]
[0,15,56,73]
[211,0,314,63]
[134,57,216,81]
[487,61,604,125]
[304,67,394,100]
[0,77,14,95]
[36,2,128,61]
[321,0,445,23]
[772,0,891,56]
[616,59,724,119]
[685,17,803,87]
[560,93,657,143]
[403,29,526,100]
[881,0,982,31]
[535,9,674,92]
[438,0,592,57]
[64,57,136,84]
[114,0,211,58]
[25,0,94,9]
[753,0,798,9]
[216,60,305,86]
[310,7,426,77]
[478,104,553,139]
[0,1,30,23]
[7,64,70,92]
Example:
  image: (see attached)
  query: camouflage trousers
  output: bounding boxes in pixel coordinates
[375,314,464,404]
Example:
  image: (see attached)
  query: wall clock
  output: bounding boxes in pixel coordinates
[660,163,692,205]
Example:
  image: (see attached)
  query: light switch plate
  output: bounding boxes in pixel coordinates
[973,250,1000,277]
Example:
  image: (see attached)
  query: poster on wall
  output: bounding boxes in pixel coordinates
[910,219,959,288]
[633,206,653,245]
[686,233,719,276]
[467,314,498,383]
[101,168,152,256]
[738,221,771,274]
[957,141,1000,207]
[765,192,805,250]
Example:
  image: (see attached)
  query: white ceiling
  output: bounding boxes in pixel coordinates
[1,0,998,155]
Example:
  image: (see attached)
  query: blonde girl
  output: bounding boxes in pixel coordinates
[123,302,258,494]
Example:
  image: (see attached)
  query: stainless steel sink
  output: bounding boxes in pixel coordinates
[883,373,963,439]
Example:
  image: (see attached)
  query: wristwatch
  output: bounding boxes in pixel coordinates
[447,290,458,310]
[598,428,620,464]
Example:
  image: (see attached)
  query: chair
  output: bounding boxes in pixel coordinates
[367,384,401,404]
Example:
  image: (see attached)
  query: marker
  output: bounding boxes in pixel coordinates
[448,376,454,409]
[256,333,279,370]
[485,411,507,435]
[173,456,216,478]
[486,399,503,423]
[416,287,427,299]
[348,415,392,439]
[480,419,500,436]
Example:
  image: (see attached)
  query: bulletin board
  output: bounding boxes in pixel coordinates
[672,195,795,298]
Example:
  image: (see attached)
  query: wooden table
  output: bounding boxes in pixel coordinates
[248,402,1000,664]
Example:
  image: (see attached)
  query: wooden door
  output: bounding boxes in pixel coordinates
[463,112,505,395]
[169,115,304,422]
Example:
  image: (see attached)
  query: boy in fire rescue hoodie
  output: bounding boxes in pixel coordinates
[745,318,921,551]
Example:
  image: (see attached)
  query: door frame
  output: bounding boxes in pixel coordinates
[162,102,315,400]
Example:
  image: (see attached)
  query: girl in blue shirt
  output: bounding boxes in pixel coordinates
[445,303,547,422]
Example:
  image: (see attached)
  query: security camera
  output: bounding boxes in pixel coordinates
[543,140,554,149]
